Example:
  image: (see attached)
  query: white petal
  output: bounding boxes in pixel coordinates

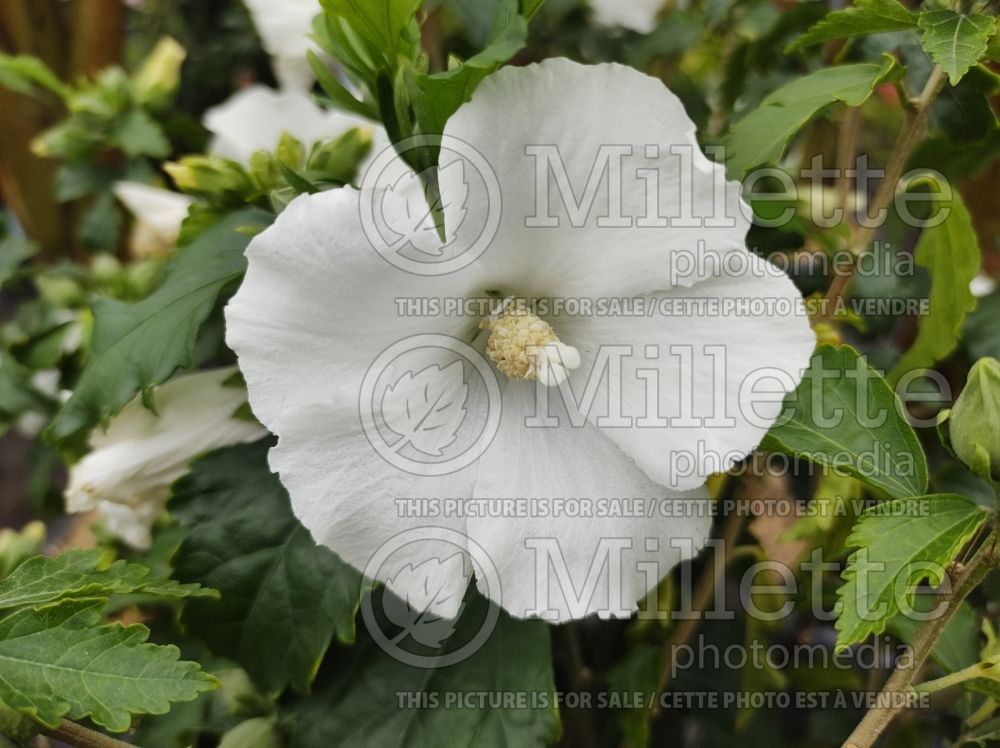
[555,252,815,491]
[113,182,194,254]
[269,397,486,619]
[469,380,712,621]
[242,0,320,90]
[98,500,162,550]
[590,0,664,33]
[225,187,488,431]
[65,368,266,512]
[440,59,749,298]
[204,85,374,164]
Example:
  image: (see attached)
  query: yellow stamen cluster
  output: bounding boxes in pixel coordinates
[483,302,559,381]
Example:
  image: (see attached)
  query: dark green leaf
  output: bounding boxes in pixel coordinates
[284,588,559,747]
[170,440,366,695]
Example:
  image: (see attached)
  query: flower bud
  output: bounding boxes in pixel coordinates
[949,356,1000,480]
[132,37,186,107]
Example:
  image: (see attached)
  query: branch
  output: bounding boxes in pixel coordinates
[841,530,998,748]
[821,64,948,320]
[40,719,132,748]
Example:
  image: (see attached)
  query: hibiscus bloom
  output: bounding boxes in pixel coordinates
[226,59,815,621]
[65,368,266,548]
[112,181,194,258]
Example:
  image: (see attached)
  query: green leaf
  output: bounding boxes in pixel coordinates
[416,8,527,134]
[0,549,215,612]
[788,0,918,52]
[113,109,171,158]
[169,440,366,695]
[319,0,422,74]
[0,600,216,731]
[284,588,559,747]
[888,192,981,383]
[0,53,70,99]
[45,210,270,446]
[725,57,900,177]
[307,50,378,119]
[762,345,928,499]
[835,495,987,649]
[0,234,37,289]
[918,10,996,85]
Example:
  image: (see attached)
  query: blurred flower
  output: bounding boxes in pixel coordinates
[203,85,381,166]
[591,0,665,33]
[113,182,194,259]
[65,368,266,548]
[226,59,815,621]
[243,0,320,90]
[970,274,996,298]
[132,37,186,107]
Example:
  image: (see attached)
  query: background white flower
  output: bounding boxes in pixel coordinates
[242,0,321,91]
[591,0,665,33]
[226,59,815,622]
[203,84,384,167]
[112,181,195,258]
[65,367,266,548]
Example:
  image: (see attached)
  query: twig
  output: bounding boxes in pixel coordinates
[841,530,997,748]
[40,719,132,748]
[821,65,948,321]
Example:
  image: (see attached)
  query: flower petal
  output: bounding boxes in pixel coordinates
[556,252,815,491]
[468,380,712,621]
[113,182,193,256]
[269,396,487,619]
[590,0,664,33]
[242,0,319,90]
[65,368,266,512]
[204,85,374,164]
[225,188,487,431]
[440,59,749,298]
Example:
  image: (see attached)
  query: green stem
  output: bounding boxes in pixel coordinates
[914,656,1000,694]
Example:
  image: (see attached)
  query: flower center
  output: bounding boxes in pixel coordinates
[482,299,581,386]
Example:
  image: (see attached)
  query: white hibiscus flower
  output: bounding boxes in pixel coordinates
[65,368,266,549]
[226,59,815,622]
[591,0,665,33]
[242,0,321,91]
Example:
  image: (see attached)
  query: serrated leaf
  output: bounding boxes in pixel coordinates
[169,439,366,695]
[763,345,928,499]
[725,58,900,177]
[0,549,215,612]
[787,0,918,52]
[284,588,559,748]
[45,210,271,446]
[918,10,996,85]
[383,554,467,648]
[0,600,215,731]
[0,53,70,99]
[835,495,987,649]
[889,192,980,383]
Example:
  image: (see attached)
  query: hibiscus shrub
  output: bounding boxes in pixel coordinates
[0,0,999,747]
